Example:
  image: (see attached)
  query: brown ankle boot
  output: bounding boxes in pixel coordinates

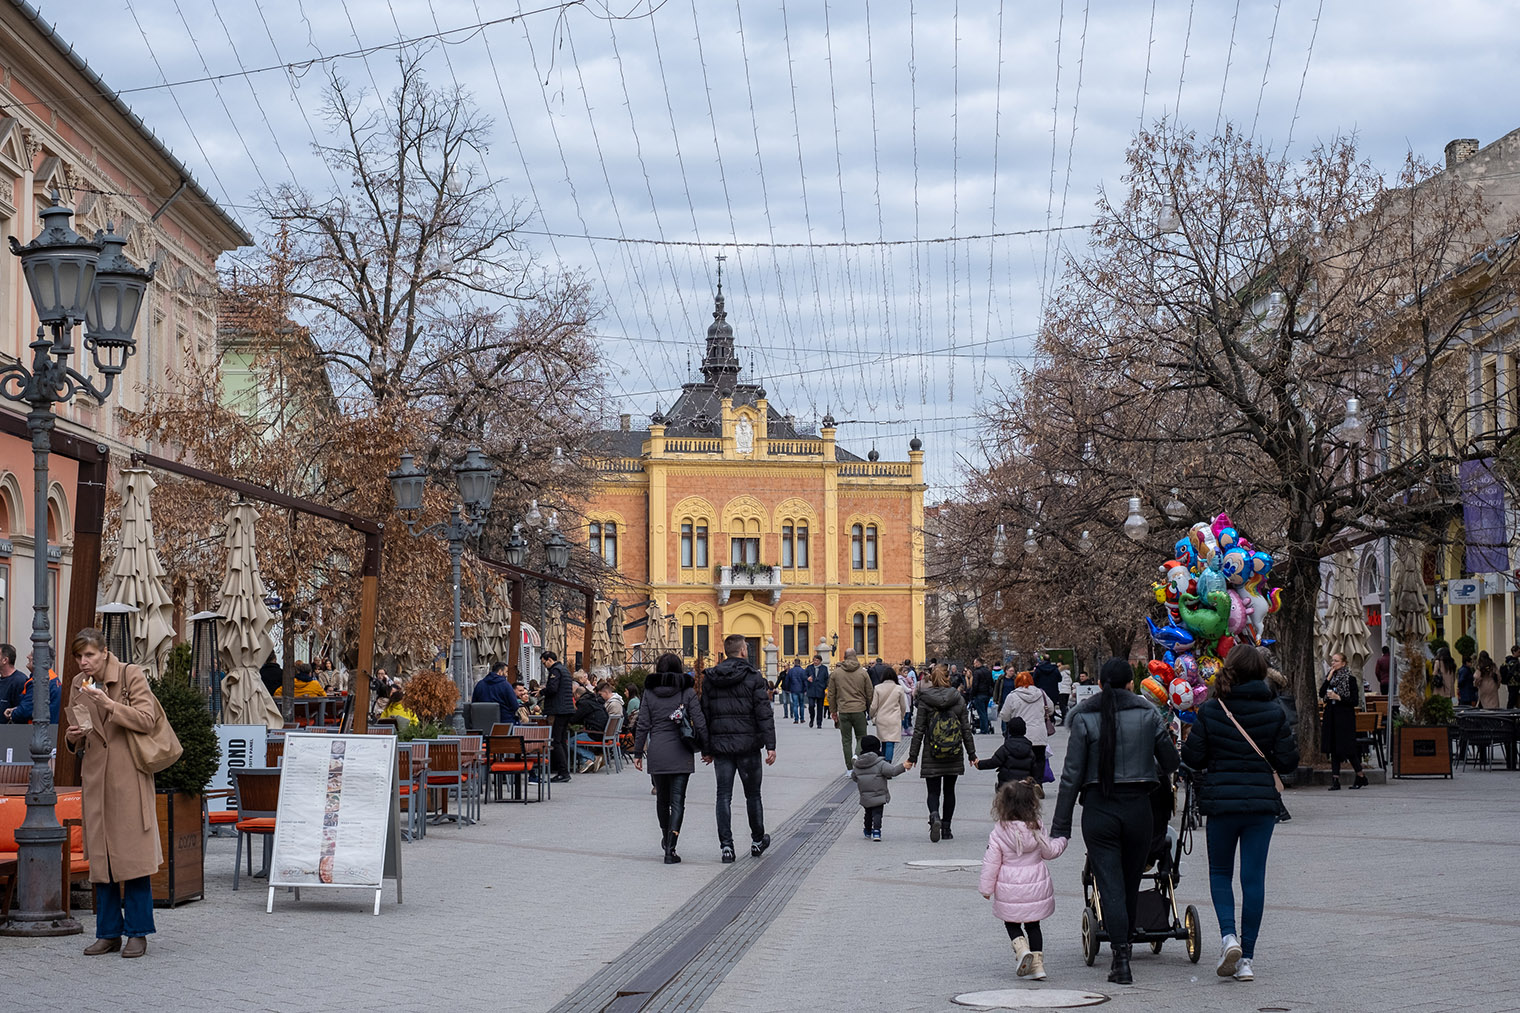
[84,938,121,956]
[121,937,147,958]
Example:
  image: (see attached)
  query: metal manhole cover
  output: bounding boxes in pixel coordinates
[953,989,1109,1009]
[906,858,981,870]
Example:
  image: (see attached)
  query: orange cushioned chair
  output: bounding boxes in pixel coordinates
[230,767,281,891]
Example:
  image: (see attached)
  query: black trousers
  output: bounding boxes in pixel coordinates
[1004,920,1044,950]
[925,774,958,822]
[807,697,825,726]
[550,713,573,776]
[863,805,884,833]
[652,772,689,841]
[1081,787,1153,948]
[1032,744,1047,779]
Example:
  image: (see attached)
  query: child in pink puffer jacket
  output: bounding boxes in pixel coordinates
[979,779,1069,979]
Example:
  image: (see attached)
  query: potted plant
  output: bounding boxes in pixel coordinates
[150,643,220,905]
[1393,690,1454,779]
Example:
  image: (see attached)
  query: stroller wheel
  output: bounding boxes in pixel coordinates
[1185,904,1202,963]
[1151,938,1165,954]
[1081,905,1100,966]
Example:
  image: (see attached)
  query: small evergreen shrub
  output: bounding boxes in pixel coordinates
[151,643,220,795]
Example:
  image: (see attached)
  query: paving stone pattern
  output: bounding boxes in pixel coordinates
[21,709,1520,1013]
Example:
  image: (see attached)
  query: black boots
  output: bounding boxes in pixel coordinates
[941,820,954,841]
[663,830,681,864]
[1107,943,1133,984]
[1351,773,1369,789]
[928,813,941,842]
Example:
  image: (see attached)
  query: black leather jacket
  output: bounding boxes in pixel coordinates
[1050,688,1179,838]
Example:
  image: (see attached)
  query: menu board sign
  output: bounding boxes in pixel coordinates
[267,732,401,914]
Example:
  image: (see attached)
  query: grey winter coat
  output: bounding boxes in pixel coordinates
[633,684,708,775]
[851,750,906,807]
[907,685,978,777]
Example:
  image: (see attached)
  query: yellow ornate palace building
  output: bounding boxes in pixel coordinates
[585,282,927,668]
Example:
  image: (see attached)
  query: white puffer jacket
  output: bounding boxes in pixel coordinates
[999,685,1055,746]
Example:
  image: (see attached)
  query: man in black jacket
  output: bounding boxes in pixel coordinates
[969,658,994,734]
[700,634,777,863]
[1032,654,1062,715]
[542,651,576,782]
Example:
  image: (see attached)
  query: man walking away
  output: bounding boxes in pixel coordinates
[1032,654,1062,715]
[970,658,995,735]
[870,657,891,687]
[701,635,777,863]
[542,651,575,782]
[832,649,874,770]
[804,654,829,728]
[783,659,807,724]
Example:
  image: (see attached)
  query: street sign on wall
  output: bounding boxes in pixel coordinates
[1447,578,1481,606]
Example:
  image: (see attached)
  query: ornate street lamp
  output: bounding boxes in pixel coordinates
[390,446,500,732]
[535,526,570,667]
[503,525,529,567]
[1,197,152,938]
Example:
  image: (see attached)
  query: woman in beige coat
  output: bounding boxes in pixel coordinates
[868,671,909,762]
[63,628,162,958]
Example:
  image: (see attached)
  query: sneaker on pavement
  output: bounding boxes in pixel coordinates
[1234,957,1254,981]
[721,846,736,863]
[1217,934,1242,977]
[871,829,882,842]
[864,828,872,839]
[751,834,771,857]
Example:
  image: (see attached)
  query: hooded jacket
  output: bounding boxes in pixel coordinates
[979,819,1068,923]
[1180,678,1298,817]
[471,671,522,718]
[850,749,907,807]
[975,721,1040,785]
[699,656,776,755]
[1032,660,1062,702]
[831,657,874,714]
[907,684,977,777]
[1050,688,1179,839]
[633,680,708,775]
[999,684,1055,746]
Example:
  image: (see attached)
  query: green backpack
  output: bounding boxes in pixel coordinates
[927,707,963,761]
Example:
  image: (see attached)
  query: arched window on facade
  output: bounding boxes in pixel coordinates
[780,611,811,658]
[681,613,711,659]
[851,524,864,569]
[851,610,880,655]
[864,524,878,570]
[780,519,810,569]
[852,611,865,654]
[679,516,710,570]
[730,519,760,566]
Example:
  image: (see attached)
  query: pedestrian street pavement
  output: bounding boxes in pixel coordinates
[25,702,1520,1012]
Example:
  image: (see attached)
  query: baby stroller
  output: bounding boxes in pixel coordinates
[1078,773,1202,966]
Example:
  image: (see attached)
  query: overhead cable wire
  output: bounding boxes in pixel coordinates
[862,0,903,412]
[248,0,346,195]
[982,0,1008,396]
[1285,0,1324,153]
[168,1,275,193]
[1250,0,1283,139]
[1174,0,1196,119]
[1214,0,1242,137]
[821,0,870,405]
[1139,0,1157,126]
[1039,0,1065,316]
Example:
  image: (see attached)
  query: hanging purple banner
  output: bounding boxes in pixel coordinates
[1460,458,1509,574]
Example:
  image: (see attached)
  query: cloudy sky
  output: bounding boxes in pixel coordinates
[28,0,1520,489]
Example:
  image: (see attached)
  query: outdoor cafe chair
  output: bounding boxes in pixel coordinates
[1353,711,1386,770]
[230,767,282,891]
[573,714,623,774]
[423,739,469,825]
[486,734,541,802]
[465,702,501,734]
[516,725,554,800]
[1456,714,1510,770]
[265,739,285,767]
[396,744,426,841]
[454,734,485,822]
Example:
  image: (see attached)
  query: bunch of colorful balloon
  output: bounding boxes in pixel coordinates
[1138,512,1283,725]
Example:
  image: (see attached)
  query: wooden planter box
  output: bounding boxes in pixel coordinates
[1392,725,1453,778]
[152,791,204,906]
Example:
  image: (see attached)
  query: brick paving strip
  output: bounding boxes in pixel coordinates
[550,774,859,1013]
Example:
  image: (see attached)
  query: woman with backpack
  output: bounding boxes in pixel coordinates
[908,663,977,841]
[632,653,709,864]
[1050,657,1178,986]
[1181,645,1298,983]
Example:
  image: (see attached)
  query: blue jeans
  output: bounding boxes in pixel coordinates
[1206,812,1276,959]
[789,692,805,719]
[713,751,766,849]
[96,876,155,938]
[881,740,896,762]
[971,694,992,733]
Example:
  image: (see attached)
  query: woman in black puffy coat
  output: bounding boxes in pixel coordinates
[1180,645,1298,984]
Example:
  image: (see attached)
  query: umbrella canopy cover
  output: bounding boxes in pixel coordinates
[218,501,282,729]
[105,469,178,678]
[608,601,626,672]
[1390,541,1431,643]
[590,599,611,670]
[544,602,567,666]
[477,581,512,664]
[1318,549,1372,674]
[643,599,666,656]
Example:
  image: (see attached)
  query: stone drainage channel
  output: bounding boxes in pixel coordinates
[551,777,1118,1012]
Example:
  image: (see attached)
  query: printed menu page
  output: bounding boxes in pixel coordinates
[269,733,395,889]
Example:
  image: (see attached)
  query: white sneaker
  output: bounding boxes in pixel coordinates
[1216,934,1242,977]
[1234,957,1254,981]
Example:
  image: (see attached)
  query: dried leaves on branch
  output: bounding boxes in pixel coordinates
[972,122,1520,758]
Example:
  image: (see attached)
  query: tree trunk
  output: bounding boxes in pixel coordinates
[1275,549,1324,768]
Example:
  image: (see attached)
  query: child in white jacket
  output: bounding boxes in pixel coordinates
[979,779,1068,979]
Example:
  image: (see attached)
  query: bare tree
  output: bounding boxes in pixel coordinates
[981,123,1519,761]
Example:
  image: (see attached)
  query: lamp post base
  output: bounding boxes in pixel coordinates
[0,913,83,937]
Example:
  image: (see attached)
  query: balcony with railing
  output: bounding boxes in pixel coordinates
[717,563,784,605]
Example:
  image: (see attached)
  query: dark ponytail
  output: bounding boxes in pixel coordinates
[1097,657,1134,797]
